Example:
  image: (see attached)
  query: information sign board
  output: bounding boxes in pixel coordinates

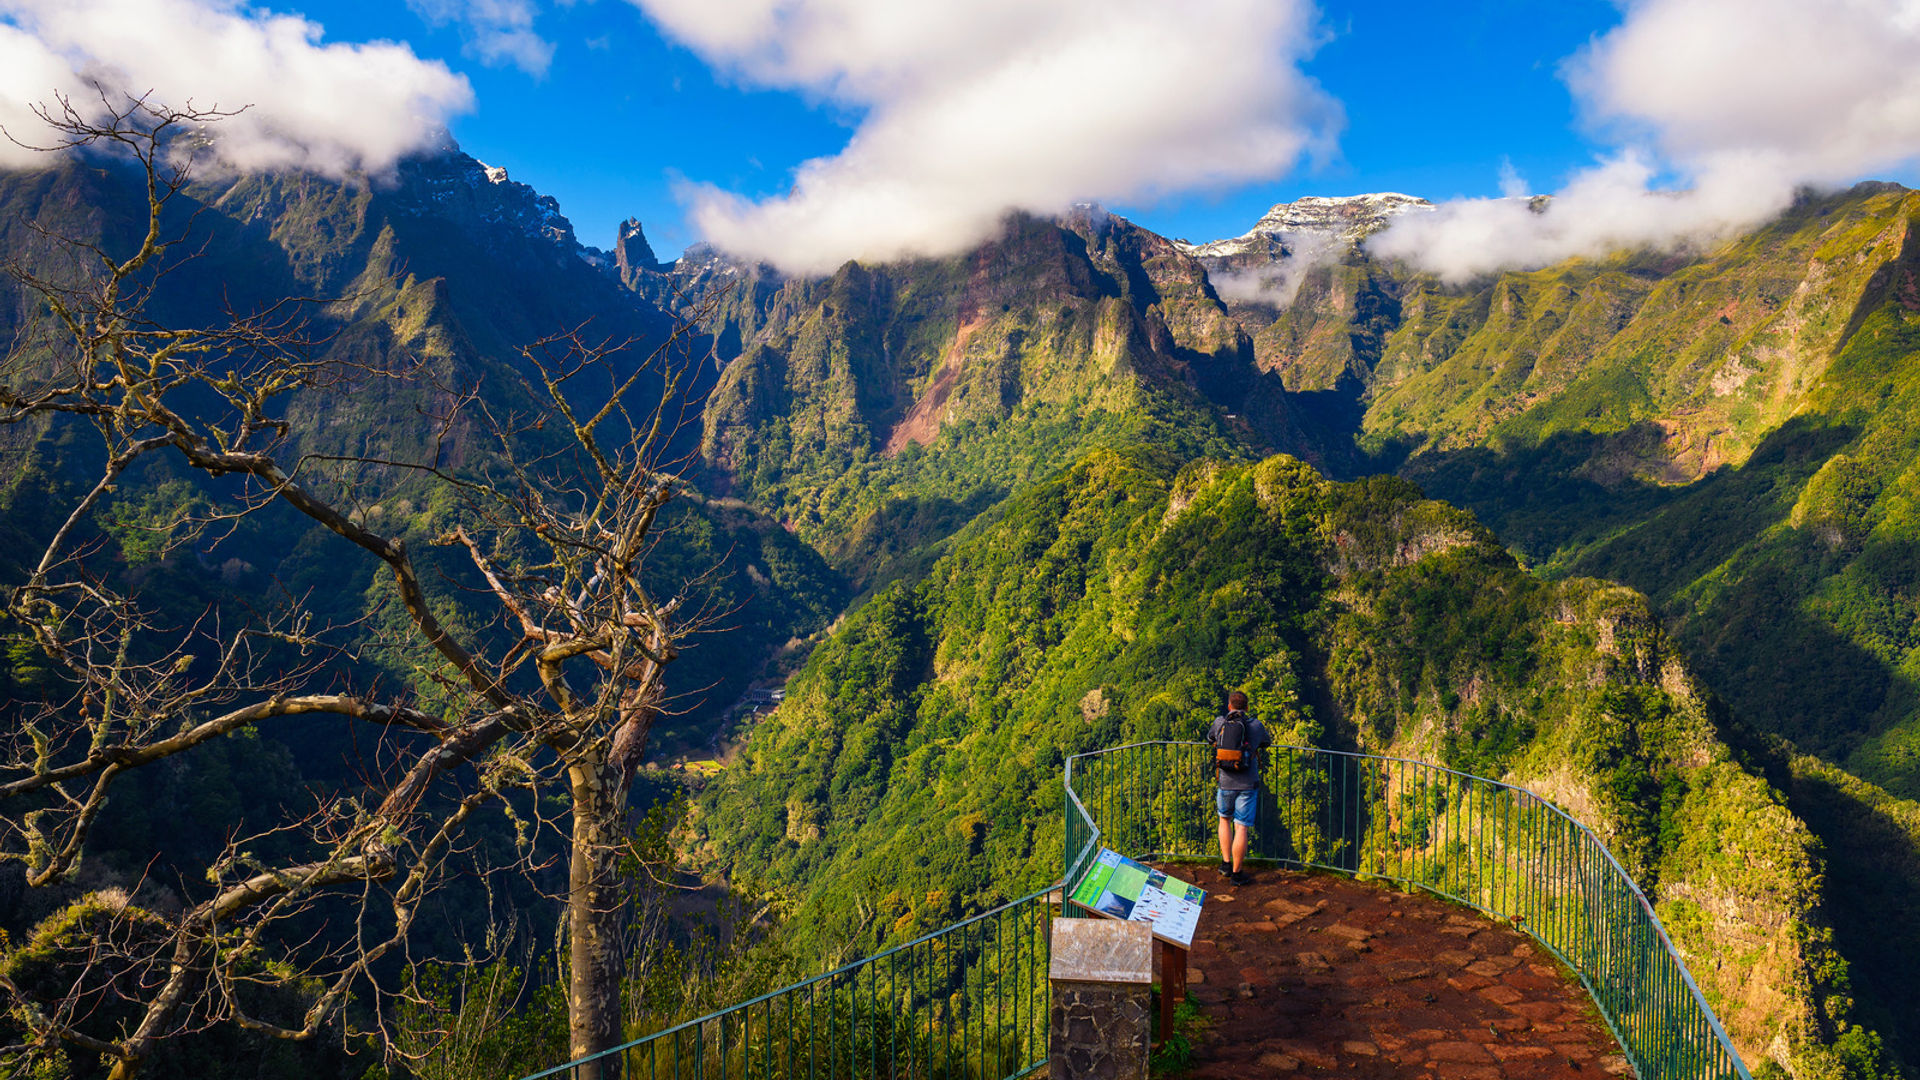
[1067,847,1206,947]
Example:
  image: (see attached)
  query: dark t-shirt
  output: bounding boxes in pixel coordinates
[1208,713,1272,791]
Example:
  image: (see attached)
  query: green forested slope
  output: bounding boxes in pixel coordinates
[1190,184,1920,803]
[1369,186,1914,463]
[664,211,1315,586]
[695,446,1896,1079]
[1556,301,1920,794]
[1370,190,1920,799]
[0,150,858,1077]
[0,154,852,745]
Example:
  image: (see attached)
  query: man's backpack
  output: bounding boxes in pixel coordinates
[1214,711,1253,774]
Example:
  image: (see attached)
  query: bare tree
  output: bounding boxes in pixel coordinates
[0,92,718,1079]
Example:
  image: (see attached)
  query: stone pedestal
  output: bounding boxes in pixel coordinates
[1049,919,1151,1080]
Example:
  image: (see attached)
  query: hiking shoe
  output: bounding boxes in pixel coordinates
[1219,860,1232,876]
[1229,870,1253,887]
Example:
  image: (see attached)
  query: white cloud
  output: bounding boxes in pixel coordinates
[0,0,474,176]
[1210,230,1342,309]
[629,0,1342,275]
[1496,158,1528,200]
[1375,0,1920,280]
[1373,152,1791,282]
[409,0,555,77]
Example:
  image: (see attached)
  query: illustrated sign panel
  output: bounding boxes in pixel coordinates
[1067,847,1206,947]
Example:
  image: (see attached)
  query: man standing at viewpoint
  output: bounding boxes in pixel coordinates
[1209,690,1271,887]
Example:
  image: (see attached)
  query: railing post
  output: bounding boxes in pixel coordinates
[1046,919,1151,1080]
[1063,756,1073,916]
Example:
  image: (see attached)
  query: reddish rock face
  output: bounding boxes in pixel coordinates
[1165,865,1626,1080]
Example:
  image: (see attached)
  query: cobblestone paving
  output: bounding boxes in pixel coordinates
[1163,866,1632,1079]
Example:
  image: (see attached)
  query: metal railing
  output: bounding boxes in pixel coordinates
[522,887,1054,1080]
[527,738,1752,1080]
[1063,741,1751,1080]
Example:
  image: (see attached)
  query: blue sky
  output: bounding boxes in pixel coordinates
[9,0,1910,277]
[302,0,1624,257]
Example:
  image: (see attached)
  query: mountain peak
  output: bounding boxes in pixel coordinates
[614,217,661,283]
[1181,192,1434,260]
[408,154,583,256]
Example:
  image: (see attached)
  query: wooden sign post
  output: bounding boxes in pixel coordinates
[1156,939,1188,1047]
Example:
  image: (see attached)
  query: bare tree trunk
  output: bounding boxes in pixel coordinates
[568,761,628,1080]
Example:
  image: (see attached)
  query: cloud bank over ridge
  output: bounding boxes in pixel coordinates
[1375,0,1920,281]
[0,0,474,176]
[629,0,1342,275]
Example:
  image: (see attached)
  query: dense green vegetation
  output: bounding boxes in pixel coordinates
[0,153,846,1078]
[1374,198,1920,800]
[694,445,1895,1078]
[1189,182,1920,806]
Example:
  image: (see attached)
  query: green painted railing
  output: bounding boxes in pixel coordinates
[521,886,1054,1080]
[528,738,1753,1080]
[1063,741,1752,1080]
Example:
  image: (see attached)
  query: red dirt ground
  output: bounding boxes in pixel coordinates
[1160,865,1632,1079]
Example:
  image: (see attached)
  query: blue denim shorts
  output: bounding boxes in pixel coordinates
[1216,788,1258,827]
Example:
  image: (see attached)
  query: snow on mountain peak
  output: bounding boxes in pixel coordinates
[1179,193,1435,260]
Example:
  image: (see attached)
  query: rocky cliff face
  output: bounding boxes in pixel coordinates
[1168,194,1434,389]
[613,217,662,288]
[617,208,1320,581]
